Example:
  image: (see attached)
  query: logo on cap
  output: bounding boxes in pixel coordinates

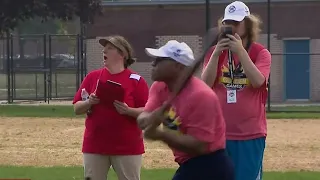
[244,7,249,14]
[173,49,181,57]
[228,5,236,13]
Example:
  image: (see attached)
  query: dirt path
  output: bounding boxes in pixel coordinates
[0,117,319,171]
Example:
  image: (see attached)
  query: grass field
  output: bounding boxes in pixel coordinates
[1,167,320,180]
[1,104,320,119]
[0,73,77,100]
[0,105,320,180]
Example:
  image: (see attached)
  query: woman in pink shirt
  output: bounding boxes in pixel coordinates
[138,40,234,180]
[202,1,271,180]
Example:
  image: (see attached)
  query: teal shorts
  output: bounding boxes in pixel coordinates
[226,137,266,180]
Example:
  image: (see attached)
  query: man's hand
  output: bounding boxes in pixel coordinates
[113,100,130,115]
[137,106,167,130]
[143,126,163,141]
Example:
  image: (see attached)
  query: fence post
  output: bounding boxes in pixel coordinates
[79,30,84,82]
[48,34,52,102]
[76,34,80,90]
[81,21,87,77]
[267,0,271,112]
[43,34,48,103]
[10,34,14,103]
[6,31,11,103]
[83,35,87,76]
[35,74,38,100]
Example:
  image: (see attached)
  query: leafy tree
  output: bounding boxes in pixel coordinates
[0,0,103,35]
[17,18,63,35]
[0,0,102,62]
[15,18,64,58]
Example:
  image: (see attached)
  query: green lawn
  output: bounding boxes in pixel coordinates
[0,166,319,180]
[0,73,77,100]
[0,105,80,118]
[268,105,320,113]
[267,111,320,119]
[0,105,319,119]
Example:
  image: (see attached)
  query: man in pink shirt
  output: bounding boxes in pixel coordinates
[137,40,234,180]
[202,1,271,180]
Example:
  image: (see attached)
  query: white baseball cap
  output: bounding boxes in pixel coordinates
[145,40,195,67]
[222,1,250,22]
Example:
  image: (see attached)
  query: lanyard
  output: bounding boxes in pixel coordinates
[227,41,251,85]
[87,68,104,115]
[227,50,234,83]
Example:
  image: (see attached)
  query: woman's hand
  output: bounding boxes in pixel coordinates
[226,33,245,54]
[88,93,100,105]
[212,38,230,56]
[113,100,130,115]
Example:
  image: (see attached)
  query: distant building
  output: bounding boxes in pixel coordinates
[85,0,320,102]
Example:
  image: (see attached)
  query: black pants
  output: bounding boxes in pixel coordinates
[172,149,235,180]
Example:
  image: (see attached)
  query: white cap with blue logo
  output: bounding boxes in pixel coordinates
[222,1,250,22]
[145,40,195,67]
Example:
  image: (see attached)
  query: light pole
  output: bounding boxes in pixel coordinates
[205,0,210,32]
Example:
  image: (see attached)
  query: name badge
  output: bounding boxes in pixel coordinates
[227,90,237,104]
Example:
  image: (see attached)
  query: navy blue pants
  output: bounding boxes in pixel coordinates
[172,149,235,180]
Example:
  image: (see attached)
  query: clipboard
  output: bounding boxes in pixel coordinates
[95,79,125,106]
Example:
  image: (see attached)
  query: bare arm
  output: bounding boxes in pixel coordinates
[201,39,229,87]
[74,93,99,115]
[126,107,144,118]
[137,111,163,130]
[137,111,150,129]
[73,100,91,115]
[201,53,219,87]
[227,34,270,88]
[237,48,266,88]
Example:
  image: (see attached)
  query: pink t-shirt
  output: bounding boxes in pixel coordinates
[144,77,226,164]
[203,46,271,140]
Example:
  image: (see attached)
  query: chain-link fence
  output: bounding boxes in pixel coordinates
[0,33,86,103]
